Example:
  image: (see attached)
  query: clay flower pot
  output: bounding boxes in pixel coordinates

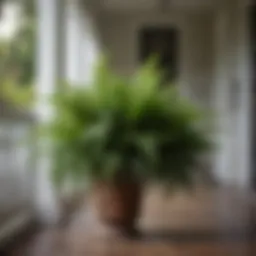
[93,181,142,237]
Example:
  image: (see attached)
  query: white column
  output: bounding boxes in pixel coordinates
[35,0,65,224]
[214,0,251,189]
[66,0,100,85]
[235,0,251,188]
[81,9,101,84]
[213,3,234,185]
[66,0,84,84]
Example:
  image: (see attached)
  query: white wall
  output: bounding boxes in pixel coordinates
[98,11,215,107]
[182,12,215,107]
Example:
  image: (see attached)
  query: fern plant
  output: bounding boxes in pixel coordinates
[46,59,210,187]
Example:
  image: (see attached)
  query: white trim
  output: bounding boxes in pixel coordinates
[212,0,252,188]
[35,0,65,224]
[213,4,232,186]
[236,0,252,188]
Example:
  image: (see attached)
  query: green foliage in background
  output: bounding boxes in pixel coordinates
[0,79,34,108]
[0,0,35,86]
[46,59,211,187]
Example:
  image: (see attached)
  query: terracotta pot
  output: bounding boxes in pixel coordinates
[93,181,141,236]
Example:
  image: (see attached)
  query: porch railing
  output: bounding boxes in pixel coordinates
[0,101,34,242]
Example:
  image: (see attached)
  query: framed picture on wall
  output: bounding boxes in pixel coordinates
[139,27,179,84]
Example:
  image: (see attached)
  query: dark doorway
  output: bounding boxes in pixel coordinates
[139,27,179,84]
[249,6,256,189]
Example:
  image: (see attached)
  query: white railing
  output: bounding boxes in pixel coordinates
[0,107,34,241]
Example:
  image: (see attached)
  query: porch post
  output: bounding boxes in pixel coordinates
[35,0,65,224]
[213,2,234,186]
[214,0,251,189]
[81,8,101,84]
[66,0,84,84]
[236,0,251,188]
[66,0,100,85]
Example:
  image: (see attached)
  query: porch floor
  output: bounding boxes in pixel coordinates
[7,187,256,256]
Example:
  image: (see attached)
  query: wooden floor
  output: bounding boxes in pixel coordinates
[6,187,256,256]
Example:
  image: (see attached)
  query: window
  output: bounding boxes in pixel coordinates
[139,27,179,84]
